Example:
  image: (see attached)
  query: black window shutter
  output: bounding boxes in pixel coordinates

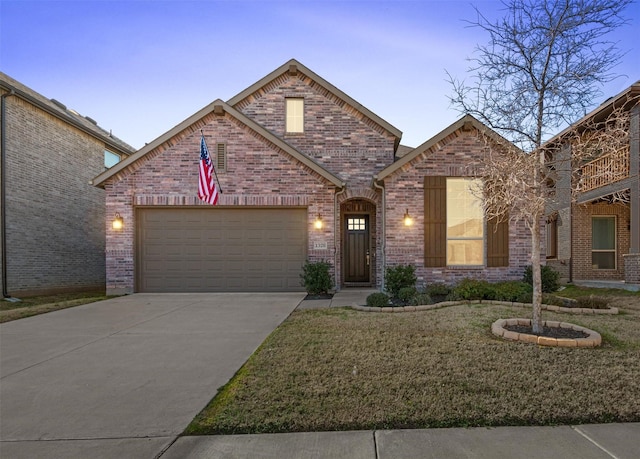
[424,176,446,267]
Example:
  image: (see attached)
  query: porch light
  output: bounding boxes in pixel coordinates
[403,209,414,226]
[314,214,323,230]
[112,212,124,230]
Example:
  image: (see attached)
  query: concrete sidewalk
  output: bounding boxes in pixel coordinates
[296,288,378,309]
[162,423,640,459]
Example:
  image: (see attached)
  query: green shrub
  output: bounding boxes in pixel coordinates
[398,286,418,304]
[523,265,560,293]
[575,295,609,309]
[300,260,333,295]
[385,265,417,298]
[516,292,567,306]
[450,278,493,301]
[424,283,451,297]
[410,293,432,306]
[366,292,390,307]
[492,281,532,302]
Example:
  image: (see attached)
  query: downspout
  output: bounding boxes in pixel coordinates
[334,185,346,291]
[373,177,385,292]
[1,89,16,299]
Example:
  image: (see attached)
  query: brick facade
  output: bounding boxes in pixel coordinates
[97,60,535,294]
[1,76,133,296]
[382,129,532,288]
[545,83,639,287]
[571,202,630,281]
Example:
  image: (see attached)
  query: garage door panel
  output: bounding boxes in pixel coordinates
[137,208,307,292]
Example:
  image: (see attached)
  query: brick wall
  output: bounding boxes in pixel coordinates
[3,94,108,295]
[234,73,397,188]
[572,202,630,281]
[623,253,640,283]
[383,129,533,287]
[105,112,338,294]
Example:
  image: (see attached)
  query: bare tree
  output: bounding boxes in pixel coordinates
[449,0,632,332]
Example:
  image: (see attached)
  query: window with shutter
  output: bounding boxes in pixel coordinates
[424,176,509,268]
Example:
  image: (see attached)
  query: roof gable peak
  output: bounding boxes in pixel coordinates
[227,59,402,147]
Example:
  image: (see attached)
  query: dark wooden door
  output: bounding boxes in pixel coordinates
[344,215,370,283]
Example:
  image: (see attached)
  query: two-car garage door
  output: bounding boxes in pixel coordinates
[136,208,307,292]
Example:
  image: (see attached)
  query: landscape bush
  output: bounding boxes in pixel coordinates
[410,293,433,306]
[523,265,560,293]
[492,281,532,302]
[398,286,418,304]
[384,265,417,298]
[300,260,333,295]
[575,295,610,309]
[424,283,452,298]
[449,279,493,301]
[366,292,390,307]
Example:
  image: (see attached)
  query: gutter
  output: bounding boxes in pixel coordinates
[1,89,17,300]
[334,186,346,291]
[373,177,385,291]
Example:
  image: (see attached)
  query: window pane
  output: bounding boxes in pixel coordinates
[446,178,484,265]
[104,150,120,168]
[592,252,615,270]
[286,98,304,133]
[592,217,615,250]
[348,218,366,231]
[447,179,483,237]
[447,240,483,265]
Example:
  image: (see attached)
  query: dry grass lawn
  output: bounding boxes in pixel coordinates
[0,291,110,323]
[187,296,640,435]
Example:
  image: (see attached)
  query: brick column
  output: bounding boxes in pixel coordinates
[623,253,640,284]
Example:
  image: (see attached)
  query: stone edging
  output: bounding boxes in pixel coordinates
[491,318,602,347]
[350,300,618,315]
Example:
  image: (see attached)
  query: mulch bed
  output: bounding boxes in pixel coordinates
[303,293,334,300]
[505,324,589,339]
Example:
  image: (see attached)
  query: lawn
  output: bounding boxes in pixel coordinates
[0,291,111,323]
[187,293,640,435]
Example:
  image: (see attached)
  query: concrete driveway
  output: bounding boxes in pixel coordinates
[0,293,304,459]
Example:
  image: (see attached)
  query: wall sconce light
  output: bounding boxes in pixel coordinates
[403,209,414,226]
[314,214,323,230]
[112,212,124,230]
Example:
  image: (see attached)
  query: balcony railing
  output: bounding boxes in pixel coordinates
[579,149,630,193]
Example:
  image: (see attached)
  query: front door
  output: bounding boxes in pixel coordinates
[344,215,370,283]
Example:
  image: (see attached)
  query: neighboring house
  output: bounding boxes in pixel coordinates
[1,73,135,297]
[544,82,640,288]
[92,59,532,295]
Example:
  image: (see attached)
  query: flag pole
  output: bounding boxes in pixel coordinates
[201,130,223,194]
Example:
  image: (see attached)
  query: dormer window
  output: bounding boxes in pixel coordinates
[286,98,304,133]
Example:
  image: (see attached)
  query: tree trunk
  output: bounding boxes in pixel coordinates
[530,217,543,333]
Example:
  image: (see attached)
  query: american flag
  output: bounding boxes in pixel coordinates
[198,135,219,205]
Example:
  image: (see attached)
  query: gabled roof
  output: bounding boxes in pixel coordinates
[92,99,345,189]
[375,114,517,181]
[0,72,135,156]
[543,80,640,147]
[227,59,403,151]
